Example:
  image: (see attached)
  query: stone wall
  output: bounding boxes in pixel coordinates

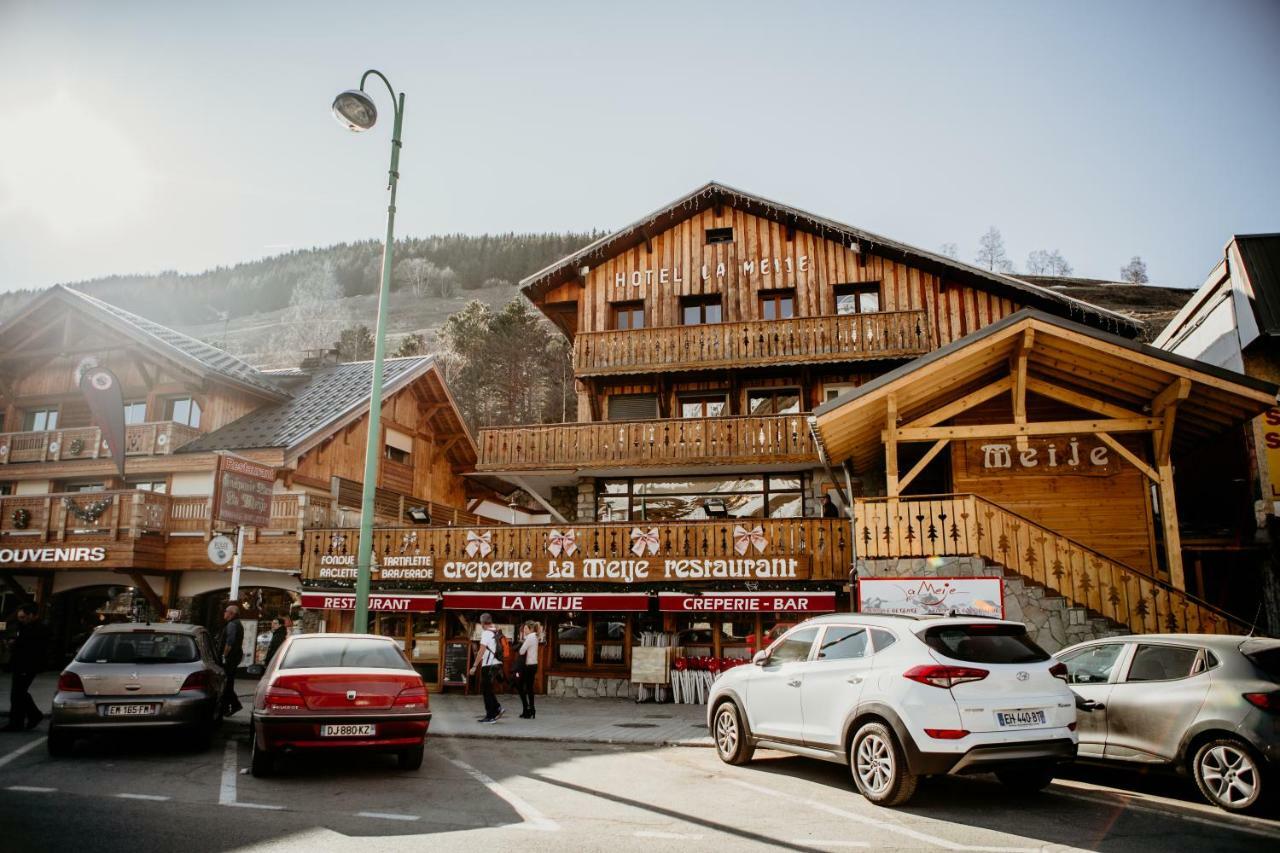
[550,486,578,522]
[547,675,634,699]
[574,479,596,523]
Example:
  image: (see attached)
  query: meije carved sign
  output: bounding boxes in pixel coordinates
[964,436,1122,478]
[212,453,276,527]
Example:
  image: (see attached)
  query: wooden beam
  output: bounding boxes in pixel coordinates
[1012,328,1034,450]
[902,376,1012,429]
[1152,377,1192,415]
[889,417,1162,443]
[127,572,166,615]
[1024,377,1144,419]
[885,395,899,497]
[1095,432,1157,482]
[897,439,949,494]
[1156,407,1178,464]
[508,474,567,525]
[1156,461,1186,590]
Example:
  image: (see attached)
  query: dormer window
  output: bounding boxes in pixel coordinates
[705,227,734,245]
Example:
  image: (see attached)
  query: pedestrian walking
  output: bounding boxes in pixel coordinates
[217,603,244,716]
[468,613,503,723]
[516,620,540,719]
[263,617,287,666]
[3,602,48,731]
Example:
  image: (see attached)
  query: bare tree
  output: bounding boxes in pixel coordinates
[975,227,1014,273]
[1026,249,1073,276]
[937,242,960,260]
[394,258,459,298]
[271,261,344,362]
[1120,256,1149,284]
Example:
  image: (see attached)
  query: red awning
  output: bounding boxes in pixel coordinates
[442,592,650,612]
[657,592,837,614]
[300,592,438,613]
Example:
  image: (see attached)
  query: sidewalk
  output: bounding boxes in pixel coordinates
[4,673,713,747]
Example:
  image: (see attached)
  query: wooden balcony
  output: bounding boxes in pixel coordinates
[0,421,202,465]
[477,414,816,471]
[573,310,931,377]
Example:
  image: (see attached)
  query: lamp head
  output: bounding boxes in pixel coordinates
[332,89,377,131]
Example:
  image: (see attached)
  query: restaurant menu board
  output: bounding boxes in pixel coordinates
[630,646,670,685]
[442,640,471,687]
[212,452,275,528]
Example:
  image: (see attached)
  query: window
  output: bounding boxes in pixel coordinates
[596,473,807,522]
[823,383,859,403]
[607,394,658,421]
[22,408,58,432]
[747,387,801,415]
[681,295,722,325]
[384,445,411,465]
[612,301,645,330]
[871,628,898,653]
[759,289,796,321]
[679,392,728,419]
[281,637,410,670]
[1060,643,1125,685]
[123,401,147,425]
[817,627,869,661]
[834,283,881,315]
[1126,644,1200,682]
[768,626,819,664]
[706,227,734,245]
[592,613,627,666]
[922,624,1050,664]
[77,631,199,664]
[63,482,106,493]
[555,617,587,664]
[127,479,167,494]
[165,396,201,428]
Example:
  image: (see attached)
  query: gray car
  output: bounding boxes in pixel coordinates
[49,623,226,756]
[1057,634,1279,814]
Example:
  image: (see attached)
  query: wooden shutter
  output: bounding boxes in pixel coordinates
[607,394,658,421]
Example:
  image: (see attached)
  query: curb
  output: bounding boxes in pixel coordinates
[428,730,713,748]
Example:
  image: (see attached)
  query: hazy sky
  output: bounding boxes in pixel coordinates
[2,0,1277,292]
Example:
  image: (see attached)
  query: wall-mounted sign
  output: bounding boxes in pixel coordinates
[212,453,276,528]
[299,592,438,613]
[0,546,106,564]
[435,556,807,584]
[1261,408,1280,510]
[314,554,435,582]
[442,592,650,612]
[207,534,235,566]
[963,436,1121,477]
[656,591,837,613]
[858,577,1003,618]
[612,254,811,288]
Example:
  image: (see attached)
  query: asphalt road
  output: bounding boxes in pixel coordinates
[0,726,1275,852]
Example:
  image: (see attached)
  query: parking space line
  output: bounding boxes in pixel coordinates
[447,757,560,832]
[116,793,171,802]
[790,842,871,849]
[633,830,703,839]
[219,739,237,806]
[6,785,56,793]
[357,811,420,821]
[0,737,46,770]
[227,801,285,811]
[1049,788,1280,840]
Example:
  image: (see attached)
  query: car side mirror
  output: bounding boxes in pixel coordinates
[752,650,770,666]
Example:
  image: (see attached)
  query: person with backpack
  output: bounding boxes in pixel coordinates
[469,613,505,723]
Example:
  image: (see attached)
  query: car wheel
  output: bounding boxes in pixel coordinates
[398,744,425,771]
[850,721,918,807]
[1192,738,1267,814]
[46,727,73,758]
[995,763,1056,792]
[250,726,274,777]
[712,701,755,766]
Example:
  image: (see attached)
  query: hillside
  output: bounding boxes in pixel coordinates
[1017,275,1195,342]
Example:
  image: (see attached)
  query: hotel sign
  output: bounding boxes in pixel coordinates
[613,254,811,288]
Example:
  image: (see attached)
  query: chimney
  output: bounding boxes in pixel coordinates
[299,347,340,371]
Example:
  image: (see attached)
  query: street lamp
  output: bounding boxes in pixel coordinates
[332,69,405,634]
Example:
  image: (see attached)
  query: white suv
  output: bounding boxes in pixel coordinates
[707,613,1078,806]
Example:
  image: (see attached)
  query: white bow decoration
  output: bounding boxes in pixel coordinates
[547,529,577,557]
[630,527,660,557]
[465,530,493,558]
[733,524,768,555]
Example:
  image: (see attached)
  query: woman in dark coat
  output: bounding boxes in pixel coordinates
[264,617,287,666]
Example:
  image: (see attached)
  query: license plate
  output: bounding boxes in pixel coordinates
[996,708,1046,728]
[106,704,158,717]
[320,724,376,737]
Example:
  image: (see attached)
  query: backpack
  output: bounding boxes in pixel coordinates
[494,630,513,665]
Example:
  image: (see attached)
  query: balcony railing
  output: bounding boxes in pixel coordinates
[573,310,931,376]
[477,413,816,471]
[0,421,202,465]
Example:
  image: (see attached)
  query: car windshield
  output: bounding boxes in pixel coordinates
[77,631,200,664]
[921,624,1050,664]
[280,637,410,670]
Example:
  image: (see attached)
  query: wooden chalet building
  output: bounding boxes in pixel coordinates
[0,285,486,673]
[300,182,1276,699]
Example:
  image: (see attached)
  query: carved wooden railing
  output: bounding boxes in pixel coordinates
[303,518,852,581]
[853,495,1249,636]
[329,476,491,527]
[0,421,202,465]
[573,310,931,376]
[477,413,816,471]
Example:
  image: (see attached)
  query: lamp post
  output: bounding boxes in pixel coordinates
[332,70,405,633]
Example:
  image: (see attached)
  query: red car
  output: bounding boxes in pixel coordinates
[250,633,430,776]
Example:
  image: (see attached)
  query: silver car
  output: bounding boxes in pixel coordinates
[49,623,226,755]
[1058,634,1278,814]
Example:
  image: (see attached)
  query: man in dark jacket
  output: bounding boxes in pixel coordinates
[4,602,48,731]
[216,604,244,716]
[264,617,287,667]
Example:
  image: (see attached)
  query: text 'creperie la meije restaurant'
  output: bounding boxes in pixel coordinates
[300,182,1274,699]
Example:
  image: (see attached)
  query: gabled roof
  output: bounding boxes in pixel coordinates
[520,181,1142,337]
[180,356,476,465]
[0,285,289,400]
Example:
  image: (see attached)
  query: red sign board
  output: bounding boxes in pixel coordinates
[442,592,650,612]
[657,591,837,613]
[212,452,276,528]
[300,592,438,613]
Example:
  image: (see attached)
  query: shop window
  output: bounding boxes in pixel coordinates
[123,401,147,425]
[592,613,627,667]
[719,618,759,660]
[22,407,59,432]
[681,295,722,325]
[165,396,202,428]
[556,617,588,665]
[759,289,796,321]
[747,387,801,415]
[411,613,441,683]
[612,301,645,331]
[705,227,734,245]
[834,283,881,315]
[679,392,728,419]
[677,620,715,657]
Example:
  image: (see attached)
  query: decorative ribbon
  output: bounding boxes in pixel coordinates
[733,524,768,555]
[466,530,493,558]
[630,527,660,557]
[547,529,577,557]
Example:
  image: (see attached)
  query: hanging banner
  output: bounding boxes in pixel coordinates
[212,452,276,527]
[657,591,837,613]
[300,592,438,613]
[858,577,1003,618]
[442,592,650,612]
[76,359,126,477]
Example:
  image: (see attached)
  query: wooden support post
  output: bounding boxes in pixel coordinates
[1155,453,1186,590]
[885,396,899,498]
[1013,328,1033,450]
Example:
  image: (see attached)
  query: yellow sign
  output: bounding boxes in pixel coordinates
[1260,408,1280,505]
